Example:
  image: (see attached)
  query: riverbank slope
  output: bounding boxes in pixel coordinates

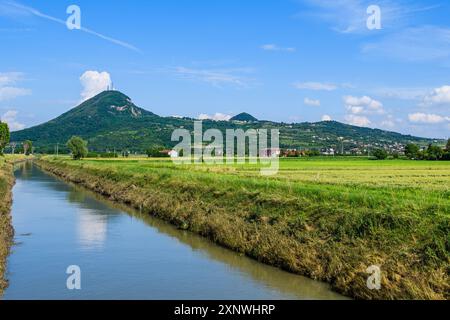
[0,157,18,295]
[36,157,450,300]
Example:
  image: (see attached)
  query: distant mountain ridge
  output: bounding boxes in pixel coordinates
[11,90,440,153]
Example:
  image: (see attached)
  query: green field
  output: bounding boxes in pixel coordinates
[36,156,450,299]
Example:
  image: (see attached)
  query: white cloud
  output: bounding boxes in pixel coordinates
[1,110,25,131]
[380,119,395,128]
[374,87,429,100]
[380,115,398,128]
[421,85,450,107]
[171,67,253,87]
[304,98,321,107]
[300,0,439,34]
[0,86,30,101]
[1,1,140,52]
[198,114,210,120]
[80,71,112,101]
[261,44,296,52]
[408,113,450,124]
[345,114,371,127]
[300,0,369,34]
[0,72,30,101]
[198,113,232,121]
[0,72,23,86]
[294,82,337,91]
[363,26,450,62]
[321,115,332,121]
[344,95,384,115]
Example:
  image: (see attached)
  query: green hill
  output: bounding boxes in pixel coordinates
[11,90,440,154]
[230,112,258,122]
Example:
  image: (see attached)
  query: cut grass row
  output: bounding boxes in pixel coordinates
[36,156,450,299]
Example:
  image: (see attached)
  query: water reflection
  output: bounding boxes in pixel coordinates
[77,208,108,250]
[15,160,33,179]
[67,189,111,250]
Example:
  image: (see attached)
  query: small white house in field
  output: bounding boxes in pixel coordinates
[168,150,179,158]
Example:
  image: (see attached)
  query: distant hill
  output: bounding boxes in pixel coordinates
[11,90,440,153]
[11,91,171,152]
[230,112,258,122]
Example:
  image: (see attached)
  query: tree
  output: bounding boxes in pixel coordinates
[23,140,33,155]
[10,142,17,155]
[67,136,88,160]
[405,143,419,159]
[372,148,388,160]
[442,151,450,161]
[442,139,450,161]
[424,144,443,161]
[0,121,10,156]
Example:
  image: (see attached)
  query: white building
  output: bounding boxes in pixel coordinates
[168,150,179,158]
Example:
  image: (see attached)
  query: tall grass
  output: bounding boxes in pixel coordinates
[0,157,17,295]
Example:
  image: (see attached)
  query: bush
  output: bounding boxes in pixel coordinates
[146,147,170,158]
[86,152,100,158]
[305,149,321,157]
[372,148,388,160]
[100,152,118,158]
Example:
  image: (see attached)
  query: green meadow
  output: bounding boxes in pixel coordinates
[37,156,450,299]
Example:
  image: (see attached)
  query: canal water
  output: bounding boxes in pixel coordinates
[3,162,346,300]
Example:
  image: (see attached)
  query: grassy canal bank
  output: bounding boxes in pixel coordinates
[0,157,14,295]
[0,155,27,295]
[36,156,449,300]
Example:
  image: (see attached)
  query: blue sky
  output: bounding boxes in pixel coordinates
[0,0,449,138]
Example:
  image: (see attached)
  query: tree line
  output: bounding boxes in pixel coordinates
[370,140,449,160]
[1,121,449,162]
[0,121,33,156]
[404,140,450,161]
